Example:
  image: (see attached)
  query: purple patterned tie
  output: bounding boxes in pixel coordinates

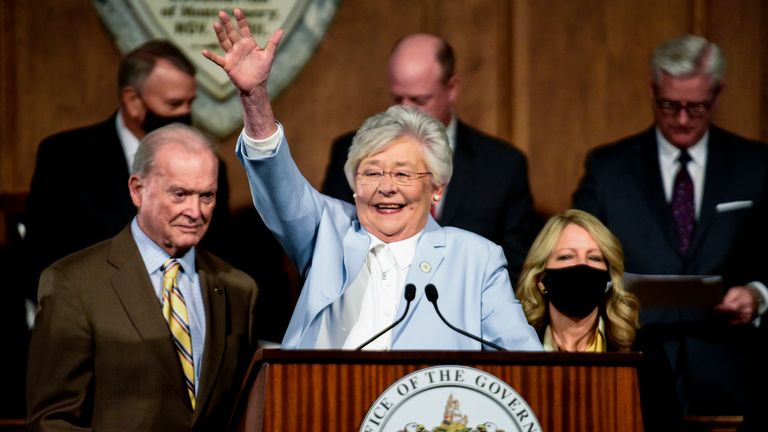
[671,150,694,255]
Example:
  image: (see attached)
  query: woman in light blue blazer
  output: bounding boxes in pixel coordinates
[205,9,541,351]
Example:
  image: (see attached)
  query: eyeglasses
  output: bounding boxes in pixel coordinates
[653,87,719,118]
[655,98,714,117]
[356,170,432,186]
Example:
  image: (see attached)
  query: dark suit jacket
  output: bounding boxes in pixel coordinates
[26,226,258,431]
[24,113,232,299]
[321,120,539,278]
[573,125,768,279]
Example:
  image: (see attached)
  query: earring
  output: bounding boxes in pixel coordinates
[433,195,440,201]
[352,193,357,199]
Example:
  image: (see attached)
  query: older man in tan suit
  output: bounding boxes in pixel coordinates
[27,124,258,431]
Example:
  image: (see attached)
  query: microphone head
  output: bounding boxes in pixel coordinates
[404,283,416,301]
[424,283,438,302]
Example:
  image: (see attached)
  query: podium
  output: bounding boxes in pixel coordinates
[232,349,643,432]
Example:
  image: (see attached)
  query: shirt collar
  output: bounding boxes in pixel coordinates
[130,218,196,275]
[116,109,141,170]
[543,316,606,352]
[655,127,709,167]
[368,230,422,271]
[446,115,458,152]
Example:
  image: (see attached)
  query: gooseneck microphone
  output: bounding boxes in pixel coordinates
[424,283,507,351]
[355,284,417,350]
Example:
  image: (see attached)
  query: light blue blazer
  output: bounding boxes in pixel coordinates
[236,133,541,351]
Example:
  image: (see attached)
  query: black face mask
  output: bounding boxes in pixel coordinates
[141,108,192,134]
[540,264,612,319]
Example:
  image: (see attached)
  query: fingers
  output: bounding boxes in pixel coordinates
[235,8,253,39]
[265,28,285,55]
[201,49,225,68]
[210,21,232,52]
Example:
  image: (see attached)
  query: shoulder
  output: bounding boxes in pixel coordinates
[330,130,356,153]
[592,127,655,156]
[37,115,118,156]
[441,226,503,254]
[196,249,257,292]
[456,121,526,162]
[710,125,768,155]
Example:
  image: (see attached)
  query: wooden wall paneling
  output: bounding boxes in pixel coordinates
[705,0,766,141]
[14,0,120,194]
[520,0,694,215]
[1,0,18,193]
[436,0,512,142]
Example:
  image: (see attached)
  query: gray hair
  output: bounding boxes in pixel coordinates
[651,34,725,87]
[132,123,215,176]
[343,105,453,191]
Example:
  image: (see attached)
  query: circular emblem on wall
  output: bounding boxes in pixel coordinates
[91,0,339,137]
[361,365,541,432]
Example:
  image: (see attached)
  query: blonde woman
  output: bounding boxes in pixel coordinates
[517,209,681,430]
[517,209,639,352]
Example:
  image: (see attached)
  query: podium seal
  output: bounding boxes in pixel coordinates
[361,365,542,432]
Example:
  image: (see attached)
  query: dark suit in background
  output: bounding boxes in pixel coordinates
[23,113,232,299]
[322,120,539,279]
[573,124,768,414]
[27,226,257,431]
[574,125,768,277]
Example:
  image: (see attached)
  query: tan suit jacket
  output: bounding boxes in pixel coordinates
[27,226,258,431]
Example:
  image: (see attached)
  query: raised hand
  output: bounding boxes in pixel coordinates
[202,8,283,95]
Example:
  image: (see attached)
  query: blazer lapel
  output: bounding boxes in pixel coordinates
[632,129,680,252]
[392,218,446,342]
[193,254,227,420]
[107,227,189,403]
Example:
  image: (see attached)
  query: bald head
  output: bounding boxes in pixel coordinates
[387,33,458,126]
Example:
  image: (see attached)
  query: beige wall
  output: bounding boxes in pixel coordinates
[2,0,767,227]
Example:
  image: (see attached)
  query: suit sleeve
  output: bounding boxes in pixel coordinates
[320,133,355,204]
[27,266,94,431]
[24,138,76,300]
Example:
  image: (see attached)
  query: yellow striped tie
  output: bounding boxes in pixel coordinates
[161,259,196,409]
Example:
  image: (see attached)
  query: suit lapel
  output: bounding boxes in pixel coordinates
[439,121,472,224]
[107,227,189,403]
[393,218,446,342]
[632,129,680,252]
[689,129,729,258]
[193,252,227,419]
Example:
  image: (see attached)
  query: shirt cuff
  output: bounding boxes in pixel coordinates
[748,281,768,316]
[241,122,283,158]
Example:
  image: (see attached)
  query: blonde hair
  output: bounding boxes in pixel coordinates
[517,209,639,351]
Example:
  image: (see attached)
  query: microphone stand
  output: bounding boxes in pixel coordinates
[424,283,506,351]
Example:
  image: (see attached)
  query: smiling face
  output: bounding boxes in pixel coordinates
[354,136,444,243]
[129,141,218,256]
[546,224,608,271]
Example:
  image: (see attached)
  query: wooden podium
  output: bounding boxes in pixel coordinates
[232,349,643,432]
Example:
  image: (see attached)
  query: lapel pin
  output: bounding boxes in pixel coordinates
[213,287,223,294]
[419,262,431,273]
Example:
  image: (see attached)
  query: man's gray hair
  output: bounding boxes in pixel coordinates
[651,34,725,87]
[344,105,453,191]
[132,123,215,176]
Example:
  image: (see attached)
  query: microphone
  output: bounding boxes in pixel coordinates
[424,283,506,351]
[355,284,417,350]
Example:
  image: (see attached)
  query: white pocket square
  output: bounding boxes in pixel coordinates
[716,200,753,212]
